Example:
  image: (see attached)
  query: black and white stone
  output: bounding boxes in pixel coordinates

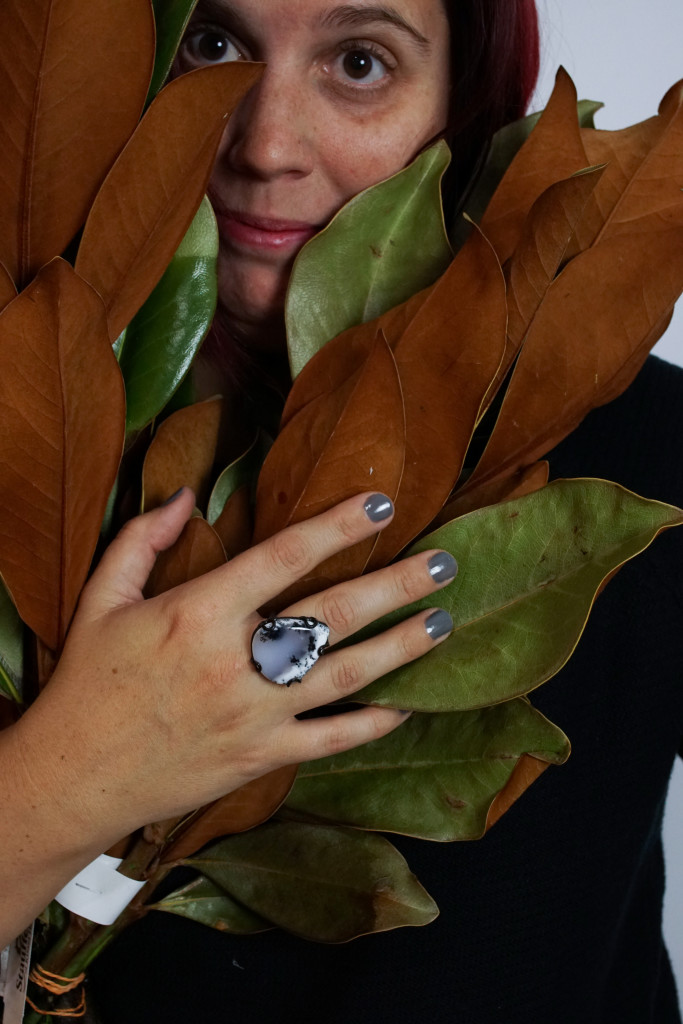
[251,617,330,686]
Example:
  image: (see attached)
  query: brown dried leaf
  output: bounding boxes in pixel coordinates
[367,228,507,568]
[506,167,605,350]
[146,516,226,598]
[0,0,155,286]
[573,85,683,253]
[485,754,550,831]
[253,332,405,596]
[439,461,549,524]
[0,260,125,651]
[213,484,253,559]
[479,68,589,264]
[0,264,17,314]
[76,61,263,338]
[161,765,299,863]
[142,397,223,512]
[464,227,683,491]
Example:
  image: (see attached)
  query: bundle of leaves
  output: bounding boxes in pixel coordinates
[1,0,683,1018]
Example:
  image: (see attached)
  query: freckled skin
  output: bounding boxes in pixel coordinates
[174,0,451,345]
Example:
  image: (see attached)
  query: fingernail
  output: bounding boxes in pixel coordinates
[399,709,413,717]
[162,488,185,506]
[425,609,453,641]
[364,493,394,523]
[428,552,459,584]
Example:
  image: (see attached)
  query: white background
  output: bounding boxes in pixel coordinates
[530,0,683,1000]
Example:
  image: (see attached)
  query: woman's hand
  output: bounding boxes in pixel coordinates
[0,489,455,942]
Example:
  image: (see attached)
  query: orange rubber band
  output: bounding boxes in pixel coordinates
[26,964,87,1018]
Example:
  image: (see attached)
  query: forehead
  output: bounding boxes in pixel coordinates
[194,0,449,40]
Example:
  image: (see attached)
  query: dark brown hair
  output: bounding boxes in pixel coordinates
[443,0,540,202]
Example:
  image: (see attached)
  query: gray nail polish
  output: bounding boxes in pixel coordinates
[399,709,413,716]
[428,552,459,584]
[364,493,394,523]
[425,609,454,640]
[162,487,185,506]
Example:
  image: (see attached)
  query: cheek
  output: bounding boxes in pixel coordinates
[318,81,449,200]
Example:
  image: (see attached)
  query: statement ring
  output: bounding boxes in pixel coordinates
[251,616,331,686]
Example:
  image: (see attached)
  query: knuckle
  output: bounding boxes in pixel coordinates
[162,595,212,641]
[329,656,362,697]
[267,529,312,578]
[320,590,356,635]
[392,564,423,605]
[398,626,422,663]
[335,510,361,546]
[324,721,353,757]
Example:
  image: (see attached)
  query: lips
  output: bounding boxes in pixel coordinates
[213,207,323,254]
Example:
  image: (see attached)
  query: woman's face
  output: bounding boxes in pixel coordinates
[176,0,451,342]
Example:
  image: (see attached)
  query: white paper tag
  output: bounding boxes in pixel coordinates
[55,853,146,926]
[0,922,34,1024]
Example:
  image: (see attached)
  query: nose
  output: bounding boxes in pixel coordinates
[218,67,315,181]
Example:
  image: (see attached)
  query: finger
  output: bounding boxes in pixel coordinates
[203,492,394,612]
[281,549,458,645]
[80,487,196,614]
[282,606,454,716]
[279,705,411,765]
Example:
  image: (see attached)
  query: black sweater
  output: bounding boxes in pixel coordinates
[91,355,683,1024]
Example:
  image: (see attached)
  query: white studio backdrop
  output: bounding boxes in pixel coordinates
[531,0,683,1000]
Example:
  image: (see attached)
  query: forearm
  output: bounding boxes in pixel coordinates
[0,722,121,948]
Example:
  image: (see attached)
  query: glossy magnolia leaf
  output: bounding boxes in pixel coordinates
[207,431,265,525]
[465,226,683,492]
[287,702,569,841]
[0,578,23,702]
[148,0,199,102]
[190,821,438,942]
[145,516,226,598]
[355,479,683,711]
[161,765,299,863]
[76,61,263,339]
[0,0,154,286]
[151,876,269,934]
[286,142,452,377]
[254,333,405,598]
[573,85,683,254]
[478,68,589,264]
[142,397,223,511]
[0,264,16,315]
[0,260,125,652]
[120,197,219,435]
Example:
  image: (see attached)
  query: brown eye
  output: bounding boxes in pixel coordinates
[182,29,241,67]
[340,48,387,84]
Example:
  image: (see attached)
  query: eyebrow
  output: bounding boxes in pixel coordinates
[192,1,431,55]
[321,5,432,54]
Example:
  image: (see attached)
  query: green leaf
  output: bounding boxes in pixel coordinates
[148,0,199,103]
[286,142,452,378]
[119,196,218,435]
[286,703,569,841]
[207,432,268,525]
[0,577,23,702]
[578,99,605,128]
[355,479,683,711]
[190,821,438,942]
[151,875,269,934]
